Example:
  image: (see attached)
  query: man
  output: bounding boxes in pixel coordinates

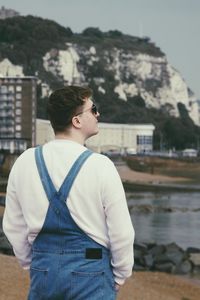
[3,86,134,299]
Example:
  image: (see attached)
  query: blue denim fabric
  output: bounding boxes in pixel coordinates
[28,146,116,300]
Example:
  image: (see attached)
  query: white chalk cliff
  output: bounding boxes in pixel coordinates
[42,44,199,125]
[0,43,198,126]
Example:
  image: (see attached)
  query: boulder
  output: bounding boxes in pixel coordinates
[187,247,200,254]
[133,264,147,271]
[189,253,200,266]
[0,236,14,255]
[133,242,200,275]
[174,260,193,274]
[144,253,154,268]
[148,244,165,257]
[154,262,175,273]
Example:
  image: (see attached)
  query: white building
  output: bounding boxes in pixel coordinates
[0,6,20,19]
[182,148,198,158]
[36,119,155,154]
[86,123,155,153]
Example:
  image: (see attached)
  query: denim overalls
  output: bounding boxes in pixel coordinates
[28,146,116,300]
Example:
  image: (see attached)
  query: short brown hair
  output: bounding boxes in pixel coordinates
[47,86,92,133]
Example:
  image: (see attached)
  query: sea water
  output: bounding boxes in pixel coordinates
[127,191,200,249]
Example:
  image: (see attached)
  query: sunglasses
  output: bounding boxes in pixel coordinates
[76,103,98,116]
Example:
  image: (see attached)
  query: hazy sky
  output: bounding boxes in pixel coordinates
[1,0,200,98]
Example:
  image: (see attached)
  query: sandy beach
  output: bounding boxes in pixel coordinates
[0,254,200,300]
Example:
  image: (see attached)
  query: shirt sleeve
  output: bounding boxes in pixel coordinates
[101,157,135,285]
[2,162,32,269]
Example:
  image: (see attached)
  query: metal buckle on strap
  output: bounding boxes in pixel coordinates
[85,248,102,259]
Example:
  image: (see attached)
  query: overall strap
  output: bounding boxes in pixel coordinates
[35,145,93,203]
[35,145,57,201]
[59,149,93,201]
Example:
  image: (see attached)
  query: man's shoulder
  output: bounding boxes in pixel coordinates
[91,152,111,161]
[89,152,115,168]
[14,147,36,165]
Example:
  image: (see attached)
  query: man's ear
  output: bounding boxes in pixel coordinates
[71,116,82,128]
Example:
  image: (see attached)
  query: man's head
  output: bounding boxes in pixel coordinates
[47,86,99,139]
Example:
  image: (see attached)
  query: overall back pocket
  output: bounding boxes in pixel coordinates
[70,271,104,300]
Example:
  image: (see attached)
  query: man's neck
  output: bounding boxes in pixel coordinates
[55,133,85,145]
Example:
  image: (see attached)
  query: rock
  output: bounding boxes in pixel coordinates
[0,236,14,255]
[133,264,147,271]
[146,242,157,250]
[165,251,186,265]
[187,247,200,254]
[134,243,148,252]
[134,254,146,267]
[148,244,165,257]
[165,242,183,253]
[133,242,200,275]
[134,248,145,260]
[144,254,154,268]
[189,253,200,266]
[174,260,193,274]
[154,253,170,264]
[139,205,154,213]
[192,265,200,275]
[154,262,175,273]
[0,197,5,206]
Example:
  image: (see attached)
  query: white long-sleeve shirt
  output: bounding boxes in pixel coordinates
[3,139,134,285]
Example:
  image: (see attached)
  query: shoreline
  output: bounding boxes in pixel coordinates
[123,180,200,192]
[116,164,200,192]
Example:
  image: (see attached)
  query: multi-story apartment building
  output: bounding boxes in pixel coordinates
[0,76,37,153]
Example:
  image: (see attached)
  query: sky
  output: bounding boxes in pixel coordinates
[1,0,200,98]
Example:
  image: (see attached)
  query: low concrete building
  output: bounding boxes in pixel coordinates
[182,148,198,158]
[36,119,155,154]
[86,123,155,153]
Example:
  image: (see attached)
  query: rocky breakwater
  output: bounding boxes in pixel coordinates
[0,219,13,256]
[134,242,200,275]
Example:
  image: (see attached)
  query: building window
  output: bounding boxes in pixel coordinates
[15,101,21,108]
[15,109,21,115]
[16,86,22,92]
[15,125,21,131]
[0,94,7,100]
[15,132,21,138]
[0,85,7,93]
[137,135,153,145]
[8,94,14,101]
[8,86,14,93]
[16,93,22,99]
[15,116,21,123]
